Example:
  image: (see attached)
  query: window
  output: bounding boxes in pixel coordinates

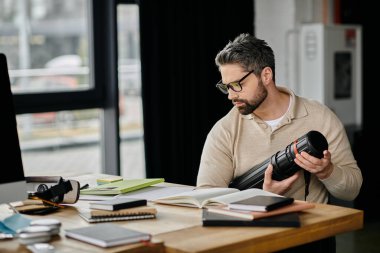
[1,0,145,178]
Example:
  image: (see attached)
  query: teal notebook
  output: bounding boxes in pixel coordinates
[80,178,165,195]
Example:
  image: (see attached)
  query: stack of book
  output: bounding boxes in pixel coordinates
[203,199,315,227]
[79,198,157,223]
[152,186,316,227]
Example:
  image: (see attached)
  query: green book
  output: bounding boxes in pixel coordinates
[80,178,165,195]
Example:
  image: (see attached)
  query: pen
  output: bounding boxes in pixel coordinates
[80,183,89,190]
[29,196,65,208]
[7,203,19,214]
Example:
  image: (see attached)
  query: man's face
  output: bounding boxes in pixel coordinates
[220,64,268,115]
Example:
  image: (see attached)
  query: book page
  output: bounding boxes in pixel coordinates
[154,187,239,208]
[202,188,280,207]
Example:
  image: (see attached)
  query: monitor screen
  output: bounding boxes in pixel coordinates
[0,53,28,204]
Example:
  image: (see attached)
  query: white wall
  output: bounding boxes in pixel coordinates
[254,0,329,91]
[254,0,362,130]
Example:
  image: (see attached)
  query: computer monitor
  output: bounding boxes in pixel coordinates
[0,53,28,204]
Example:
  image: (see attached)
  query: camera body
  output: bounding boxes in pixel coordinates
[26,176,80,204]
[229,130,328,190]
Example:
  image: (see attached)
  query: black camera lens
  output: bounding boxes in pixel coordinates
[229,130,328,190]
[37,184,49,193]
[271,130,328,181]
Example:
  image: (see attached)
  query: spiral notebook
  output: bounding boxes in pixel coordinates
[79,212,156,223]
[79,206,157,223]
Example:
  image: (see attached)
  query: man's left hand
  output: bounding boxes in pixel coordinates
[294,150,333,180]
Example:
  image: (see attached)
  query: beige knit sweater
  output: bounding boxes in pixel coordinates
[196,87,362,203]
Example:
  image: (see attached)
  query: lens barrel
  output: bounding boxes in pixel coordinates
[229,130,328,190]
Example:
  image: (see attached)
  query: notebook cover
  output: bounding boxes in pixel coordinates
[65,223,151,247]
[89,198,147,211]
[229,195,294,211]
[202,209,300,227]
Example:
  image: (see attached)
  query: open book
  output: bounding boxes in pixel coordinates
[153,187,281,208]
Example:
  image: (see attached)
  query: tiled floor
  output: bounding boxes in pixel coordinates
[336,218,380,253]
[329,197,379,253]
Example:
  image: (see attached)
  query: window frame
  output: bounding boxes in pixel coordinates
[11,0,138,176]
[13,0,104,114]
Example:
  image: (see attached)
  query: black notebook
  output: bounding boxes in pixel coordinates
[228,195,294,212]
[65,223,151,247]
[202,209,300,227]
[89,198,147,211]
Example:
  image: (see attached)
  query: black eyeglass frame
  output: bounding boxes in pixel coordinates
[215,70,254,94]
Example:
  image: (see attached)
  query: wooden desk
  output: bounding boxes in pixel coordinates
[155,203,363,253]
[0,179,363,253]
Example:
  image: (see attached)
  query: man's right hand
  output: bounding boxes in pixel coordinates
[262,164,300,195]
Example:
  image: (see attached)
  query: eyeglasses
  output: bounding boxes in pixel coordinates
[215,70,254,94]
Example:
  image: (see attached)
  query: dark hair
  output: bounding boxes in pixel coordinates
[215,33,276,82]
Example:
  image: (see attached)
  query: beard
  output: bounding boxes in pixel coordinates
[233,80,268,115]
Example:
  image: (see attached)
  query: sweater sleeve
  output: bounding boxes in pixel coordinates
[196,121,235,188]
[319,110,363,201]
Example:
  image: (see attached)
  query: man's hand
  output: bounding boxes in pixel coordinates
[294,150,333,180]
[263,164,300,195]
